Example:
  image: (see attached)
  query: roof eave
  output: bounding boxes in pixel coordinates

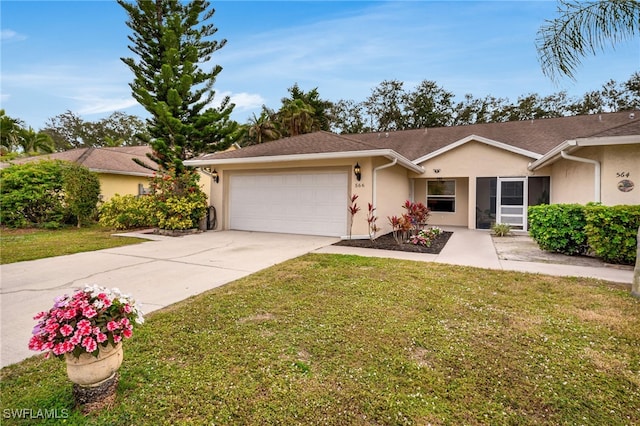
[91,169,155,177]
[183,149,425,173]
[528,135,640,171]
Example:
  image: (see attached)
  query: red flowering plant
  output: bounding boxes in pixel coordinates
[28,285,144,359]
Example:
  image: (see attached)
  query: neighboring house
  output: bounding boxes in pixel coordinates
[186,111,640,238]
[2,146,157,201]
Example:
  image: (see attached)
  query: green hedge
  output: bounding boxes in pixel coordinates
[584,204,640,265]
[98,194,158,230]
[0,160,99,228]
[528,204,640,265]
[528,204,588,255]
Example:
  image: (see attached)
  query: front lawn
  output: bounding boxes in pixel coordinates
[0,226,145,264]
[1,254,638,425]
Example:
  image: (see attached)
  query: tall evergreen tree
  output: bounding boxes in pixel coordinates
[118,0,236,173]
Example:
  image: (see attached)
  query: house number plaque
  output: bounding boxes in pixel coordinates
[618,179,634,193]
[616,171,633,192]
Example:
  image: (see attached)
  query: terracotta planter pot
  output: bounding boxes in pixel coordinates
[65,343,123,386]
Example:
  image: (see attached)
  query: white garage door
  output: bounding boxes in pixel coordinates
[229,172,348,237]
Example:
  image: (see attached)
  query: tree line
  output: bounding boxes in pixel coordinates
[2,72,638,159]
[1,0,637,162]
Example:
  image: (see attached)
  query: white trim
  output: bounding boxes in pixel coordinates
[184,149,425,173]
[414,134,542,164]
[528,135,640,171]
[91,169,155,177]
[560,150,601,202]
[496,177,528,231]
[573,135,639,147]
[426,179,457,213]
[372,159,397,213]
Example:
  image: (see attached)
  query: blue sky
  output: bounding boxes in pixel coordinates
[1,1,638,130]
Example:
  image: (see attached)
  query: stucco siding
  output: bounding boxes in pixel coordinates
[98,173,151,201]
[415,141,542,228]
[414,178,468,227]
[416,141,535,178]
[550,145,640,205]
[601,144,640,205]
[373,160,411,236]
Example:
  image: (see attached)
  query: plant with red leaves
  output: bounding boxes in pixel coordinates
[367,203,380,241]
[347,194,361,239]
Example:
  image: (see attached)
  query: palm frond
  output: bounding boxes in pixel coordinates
[536,0,640,81]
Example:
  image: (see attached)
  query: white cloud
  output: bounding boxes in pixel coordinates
[227,92,265,111]
[74,97,139,115]
[0,29,27,42]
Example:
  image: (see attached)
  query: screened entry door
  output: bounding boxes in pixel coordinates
[496,177,527,230]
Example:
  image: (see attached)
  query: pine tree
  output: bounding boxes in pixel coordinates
[118,0,237,173]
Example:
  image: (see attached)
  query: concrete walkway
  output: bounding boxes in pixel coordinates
[1,228,633,368]
[316,227,634,284]
[0,231,337,368]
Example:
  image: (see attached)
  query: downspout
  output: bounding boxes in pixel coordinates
[372,158,398,211]
[560,150,600,202]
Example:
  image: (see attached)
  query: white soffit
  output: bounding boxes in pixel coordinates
[528,135,640,171]
[183,149,425,173]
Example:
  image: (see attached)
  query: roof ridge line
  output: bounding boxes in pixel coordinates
[321,130,384,150]
[583,111,640,138]
[75,147,95,165]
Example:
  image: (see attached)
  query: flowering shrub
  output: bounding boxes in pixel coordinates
[388,201,431,246]
[29,285,144,359]
[408,227,442,247]
[150,168,207,230]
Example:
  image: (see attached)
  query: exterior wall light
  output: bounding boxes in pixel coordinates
[211,169,219,183]
[354,163,362,181]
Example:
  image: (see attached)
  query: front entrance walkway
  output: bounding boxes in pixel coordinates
[316,227,634,284]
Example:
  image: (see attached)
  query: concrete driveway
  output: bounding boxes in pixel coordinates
[0,231,338,368]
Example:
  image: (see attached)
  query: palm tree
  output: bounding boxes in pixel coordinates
[247,109,280,145]
[0,109,24,153]
[19,127,55,155]
[537,0,640,81]
[278,99,317,137]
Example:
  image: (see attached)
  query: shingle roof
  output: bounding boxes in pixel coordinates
[194,131,380,161]
[193,111,639,163]
[4,146,157,176]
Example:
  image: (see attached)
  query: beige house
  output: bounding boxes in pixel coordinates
[185,111,639,239]
[4,146,157,201]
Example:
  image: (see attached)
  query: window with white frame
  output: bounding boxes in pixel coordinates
[427,180,456,212]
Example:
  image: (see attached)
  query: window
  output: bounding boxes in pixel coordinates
[427,180,455,212]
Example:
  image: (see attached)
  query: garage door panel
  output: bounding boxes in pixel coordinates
[230,172,348,237]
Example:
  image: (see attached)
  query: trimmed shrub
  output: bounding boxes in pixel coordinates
[528,204,588,255]
[0,160,68,228]
[584,204,640,265]
[98,194,157,230]
[62,163,101,227]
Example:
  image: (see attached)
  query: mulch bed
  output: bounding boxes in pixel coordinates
[334,231,453,254]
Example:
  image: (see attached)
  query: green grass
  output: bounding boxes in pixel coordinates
[2,254,639,425]
[0,226,145,264]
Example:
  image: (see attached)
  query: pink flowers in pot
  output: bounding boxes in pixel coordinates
[29,285,144,359]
